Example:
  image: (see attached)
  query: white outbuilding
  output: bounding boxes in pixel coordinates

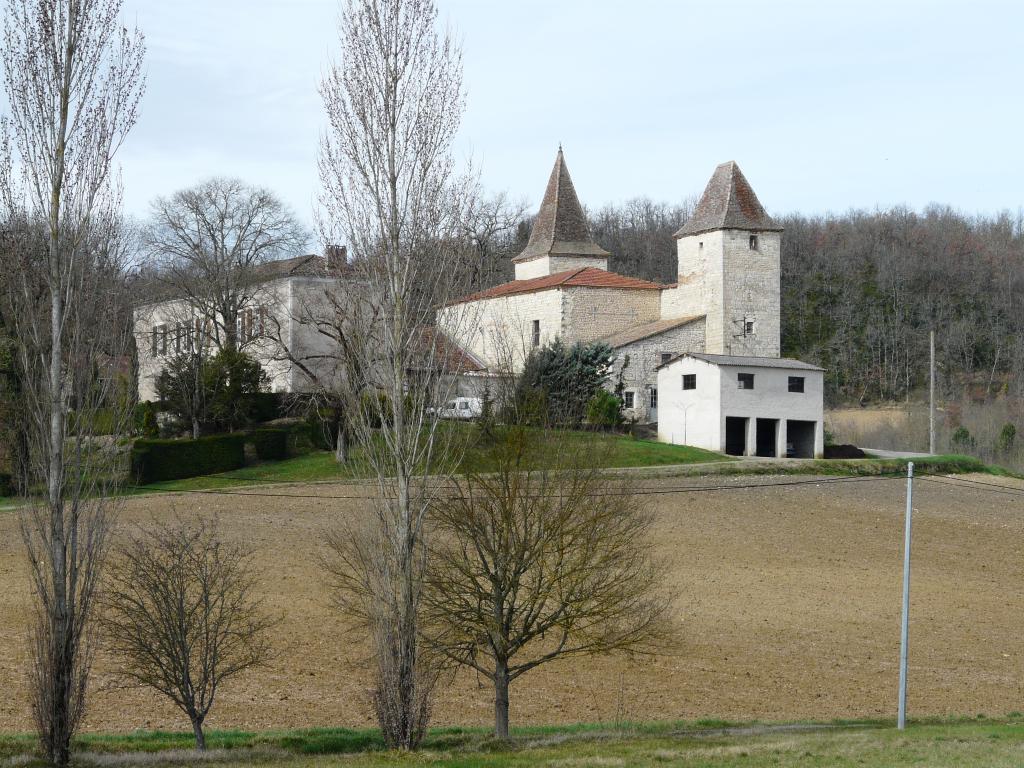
[657,353,825,458]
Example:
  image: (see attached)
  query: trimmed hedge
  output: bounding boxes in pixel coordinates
[131,434,246,484]
[250,428,288,461]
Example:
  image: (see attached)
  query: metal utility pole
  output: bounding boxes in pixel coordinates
[897,461,914,730]
[929,331,936,455]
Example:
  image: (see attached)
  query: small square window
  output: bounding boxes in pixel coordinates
[738,373,755,390]
[661,352,672,365]
[623,391,635,409]
[788,376,805,393]
[749,235,759,250]
[744,320,755,336]
[698,241,704,249]
[682,374,696,390]
[531,319,540,347]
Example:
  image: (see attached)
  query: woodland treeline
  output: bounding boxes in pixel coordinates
[472,199,1024,404]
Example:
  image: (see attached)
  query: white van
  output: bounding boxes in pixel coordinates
[431,397,483,420]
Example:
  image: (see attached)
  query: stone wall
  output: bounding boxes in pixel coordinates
[662,228,780,357]
[561,287,661,346]
[513,254,608,280]
[721,229,781,357]
[609,317,706,424]
[438,289,564,374]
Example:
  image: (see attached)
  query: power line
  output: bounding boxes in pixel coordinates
[917,475,1024,498]
[131,472,910,502]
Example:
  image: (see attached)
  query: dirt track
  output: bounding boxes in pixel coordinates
[1,472,1023,733]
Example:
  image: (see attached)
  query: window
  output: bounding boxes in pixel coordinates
[660,352,672,365]
[623,391,635,409]
[738,373,755,390]
[174,324,182,354]
[749,234,759,250]
[682,374,696,390]
[150,327,158,356]
[788,376,805,393]
[458,401,469,410]
[531,319,540,347]
[698,241,704,249]
[744,319,755,336]
[156,325,168,356]
[649,388,658,409]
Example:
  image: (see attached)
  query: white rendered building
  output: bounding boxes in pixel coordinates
[656,353,824,458]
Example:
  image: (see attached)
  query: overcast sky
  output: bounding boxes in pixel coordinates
[113,0,1023,229]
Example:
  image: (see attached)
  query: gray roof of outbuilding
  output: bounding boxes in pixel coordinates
[657,353,824,371]
[674,161,782,237]
[514,148,610,263]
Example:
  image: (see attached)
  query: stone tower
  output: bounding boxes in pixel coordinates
[513,148,610,280]
[661,161,782,356]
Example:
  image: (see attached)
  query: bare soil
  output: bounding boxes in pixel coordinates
[1,472,1023,733]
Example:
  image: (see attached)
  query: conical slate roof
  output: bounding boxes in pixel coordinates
[514,148,610,263]
[675,161,781,237]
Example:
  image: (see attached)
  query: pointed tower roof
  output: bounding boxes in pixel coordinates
[675,161,782,238]
[514,148,610,263]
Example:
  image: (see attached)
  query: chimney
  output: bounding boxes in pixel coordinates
[324,244,347,271]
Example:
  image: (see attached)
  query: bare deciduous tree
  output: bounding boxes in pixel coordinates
[422,426,673,739]
[0,1,144,764]
[102,517,275,751]
[318,0,479,749]
[145,177,308,352]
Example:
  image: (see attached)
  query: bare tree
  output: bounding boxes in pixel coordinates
[0,1,144,764]
[318,0,479,749]
[421,426,673,739]
[102,517,275,751]
[145,177,308,352]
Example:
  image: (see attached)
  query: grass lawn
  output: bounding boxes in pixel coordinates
[133,427,730,494]
[2,719,1024,766]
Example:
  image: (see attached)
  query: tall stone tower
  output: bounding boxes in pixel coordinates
[513,148,611,280]
[661,161,782,357]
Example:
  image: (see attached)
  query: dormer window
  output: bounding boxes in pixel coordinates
[749,234,759,250]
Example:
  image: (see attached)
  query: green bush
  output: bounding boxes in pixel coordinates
[0,473,14,497]
[998,423,1016,453]
[586,389,622,428]
[951,426,976,452]
[138,401,160,439]
[244,392,284,424]
[131,433,246,484]
[249,428,288,461]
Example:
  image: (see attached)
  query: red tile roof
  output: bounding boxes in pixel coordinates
[447,267,663,305]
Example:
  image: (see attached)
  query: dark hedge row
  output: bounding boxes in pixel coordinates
[131,434,246,484]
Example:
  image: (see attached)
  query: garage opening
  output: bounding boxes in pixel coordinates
[787,420,816,458]
[725,416,748,456]
[755,418,778,457]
